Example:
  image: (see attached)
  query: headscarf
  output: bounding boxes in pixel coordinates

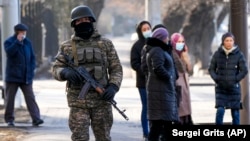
[171,33,185,56]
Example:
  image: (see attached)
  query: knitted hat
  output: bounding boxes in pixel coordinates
[14,23,28,31]
[221,32,234,44]
[152,27,169,41]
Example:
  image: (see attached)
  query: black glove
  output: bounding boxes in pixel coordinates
[102,83,119,102]
[60,68,82,84]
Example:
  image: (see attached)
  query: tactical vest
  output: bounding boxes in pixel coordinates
[71,39,108,87]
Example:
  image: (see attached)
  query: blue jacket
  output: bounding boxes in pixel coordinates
[208,45,248,109]
[4,35,36,84]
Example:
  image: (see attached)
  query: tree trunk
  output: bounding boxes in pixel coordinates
[85,0,105,22]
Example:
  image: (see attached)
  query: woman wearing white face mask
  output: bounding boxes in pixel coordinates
[130,20,151,141]
[171,33,193,125]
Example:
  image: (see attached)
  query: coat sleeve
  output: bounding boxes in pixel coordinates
[52,40,71,81]
[208,51,219,82]
[105,39,123,88]
[151,48,171,80]
[130,42,140,71]
[29,41,36,71]
[4,38,22,57]
[236,51,248,82]
[141,45,149,75]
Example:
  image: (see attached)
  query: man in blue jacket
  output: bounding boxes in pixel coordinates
[4,23,43,127]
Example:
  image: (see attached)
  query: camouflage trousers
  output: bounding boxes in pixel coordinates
[68,103,113,141]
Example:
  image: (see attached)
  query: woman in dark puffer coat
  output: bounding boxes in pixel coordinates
[145,27,179,141]
[208,32,248,125]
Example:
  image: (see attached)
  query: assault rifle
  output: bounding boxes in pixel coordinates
[55,53,129,121]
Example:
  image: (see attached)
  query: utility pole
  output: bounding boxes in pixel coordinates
[0,0,22,107]
[230,0,249,124]
[145,0,162,27]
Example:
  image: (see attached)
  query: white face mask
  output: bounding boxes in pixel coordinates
[142,30,152,39]
[22,34,26,40]
[176,43,185,51]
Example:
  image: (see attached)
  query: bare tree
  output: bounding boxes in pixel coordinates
[84,0,105,21]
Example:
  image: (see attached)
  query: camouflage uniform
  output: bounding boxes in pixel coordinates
[52,30,123,141]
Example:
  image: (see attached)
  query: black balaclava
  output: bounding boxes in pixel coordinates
[74,22,94,39]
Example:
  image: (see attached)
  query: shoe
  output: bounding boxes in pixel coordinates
[159,134,166,141]
[143,135,148,141]
[32,119,44,126]
[7,121,15,127]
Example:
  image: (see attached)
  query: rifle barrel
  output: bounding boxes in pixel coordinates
[110,100,129,121]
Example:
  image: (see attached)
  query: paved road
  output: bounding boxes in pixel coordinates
[0,36,232,141]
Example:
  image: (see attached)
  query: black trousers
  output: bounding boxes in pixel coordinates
[148,120,174,141]
[4,82,41,123]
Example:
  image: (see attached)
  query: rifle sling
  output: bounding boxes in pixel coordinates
[71,40,78,66]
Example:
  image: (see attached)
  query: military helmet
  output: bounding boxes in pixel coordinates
[70,5,96,27]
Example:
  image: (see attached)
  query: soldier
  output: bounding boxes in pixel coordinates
[52,5,123,141]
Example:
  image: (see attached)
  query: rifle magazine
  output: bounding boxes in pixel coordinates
[78,82,91,99]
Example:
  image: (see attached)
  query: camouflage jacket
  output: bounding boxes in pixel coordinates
[52,30,123,92]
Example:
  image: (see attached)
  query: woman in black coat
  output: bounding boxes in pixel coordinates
[130,20,151,140]
[145,27,179,140]
[208,32,248,125]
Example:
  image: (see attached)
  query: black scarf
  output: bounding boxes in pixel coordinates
[74,22,94,39]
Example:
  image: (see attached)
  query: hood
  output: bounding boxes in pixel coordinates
[136,21,151,40]
[218,45,239,55]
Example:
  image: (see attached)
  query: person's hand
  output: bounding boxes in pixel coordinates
[181,51,189,62]
[60,68,82,84]
[17,33,25,42]
[101,83,119,102]
[181,51,192,71]
[183,45,188,52]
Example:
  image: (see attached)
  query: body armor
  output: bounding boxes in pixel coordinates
[74,40,108,86]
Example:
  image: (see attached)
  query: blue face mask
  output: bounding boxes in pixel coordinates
[176,43,185,51]
[142,30,152,39]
